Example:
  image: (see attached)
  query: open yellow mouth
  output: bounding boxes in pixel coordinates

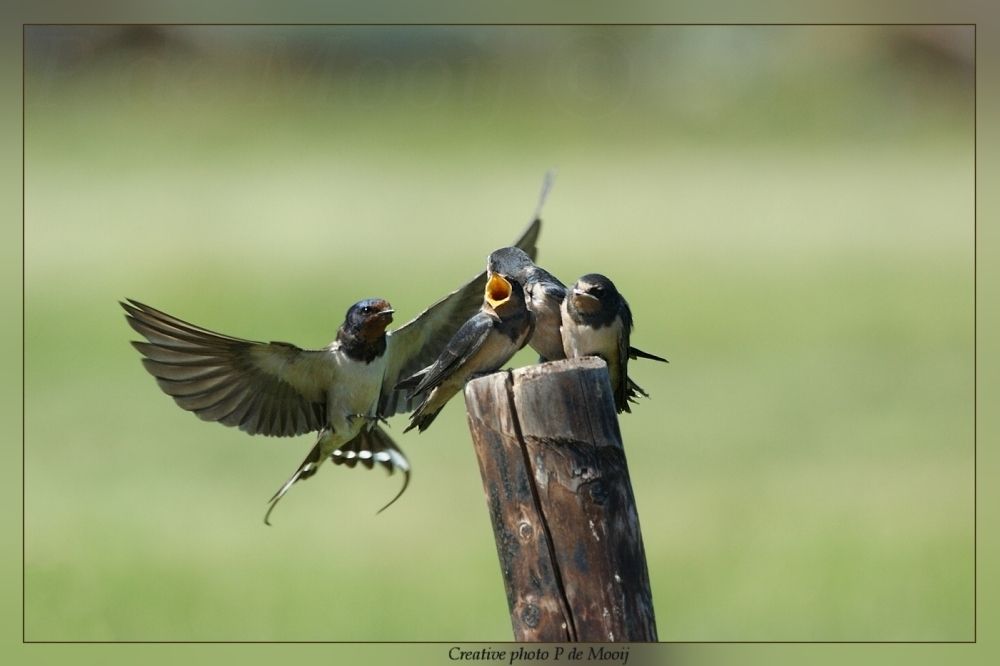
[485,273,513,309]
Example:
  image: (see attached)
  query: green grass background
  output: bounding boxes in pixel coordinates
[23,26,973,641]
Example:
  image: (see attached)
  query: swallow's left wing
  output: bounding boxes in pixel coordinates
[378,217,540,417]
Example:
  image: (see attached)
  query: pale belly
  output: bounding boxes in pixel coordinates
[562,318,624,389]
[325,353,387,436]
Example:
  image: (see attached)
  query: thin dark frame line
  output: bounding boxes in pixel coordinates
[20,22,978,646]
[20,22,978,27]
[21,22,27,646]
[972,23,977,645]
[20,640,981,645]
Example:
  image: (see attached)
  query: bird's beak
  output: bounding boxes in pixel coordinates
[377,308,395,324]
[485,273,513,309]
[572,287,601,314]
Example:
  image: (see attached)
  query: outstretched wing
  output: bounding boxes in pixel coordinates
[122,299,333,437]
[378,216,540,416]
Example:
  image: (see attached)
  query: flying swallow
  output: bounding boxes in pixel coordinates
[398,272,534,433]
[560,273,668,413]
[123,219,541,524]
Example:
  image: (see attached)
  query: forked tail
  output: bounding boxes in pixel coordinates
[264,438,325,526]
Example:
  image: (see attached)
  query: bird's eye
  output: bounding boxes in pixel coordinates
[361,306,372,314]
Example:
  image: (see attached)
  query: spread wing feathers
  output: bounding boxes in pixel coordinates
[331,425,411,514]
[517,209,543,263]
[400,314,495,397]
[532,169,557,222]
[122,299,332,437]
[378,217,540,417]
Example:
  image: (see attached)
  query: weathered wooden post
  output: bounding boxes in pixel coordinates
[464,357,657,642]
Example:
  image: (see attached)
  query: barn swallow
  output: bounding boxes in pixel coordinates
[487,250,665,369]
[487,171,567,363]
[487,247,566,363]
[560,273,668,413]
[397,272,534,432]
[123,218,541,524]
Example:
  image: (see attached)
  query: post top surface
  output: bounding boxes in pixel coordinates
[466,357,608,390]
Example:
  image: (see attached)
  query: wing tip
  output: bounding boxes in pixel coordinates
[533,169,557,220]
[630,346,669,363]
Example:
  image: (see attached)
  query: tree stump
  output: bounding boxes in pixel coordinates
[464,357,657,642]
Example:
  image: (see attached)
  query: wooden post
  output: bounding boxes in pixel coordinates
[464,357,658,642]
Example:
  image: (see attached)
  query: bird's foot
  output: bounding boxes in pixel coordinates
[348,413,389,429]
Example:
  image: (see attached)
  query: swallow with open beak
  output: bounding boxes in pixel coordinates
[123,219,541,524]
[398,272,534,432]
[487,246,566,363]
[560,273,668,413]
[488,249,667,371]
[485,172,566,362]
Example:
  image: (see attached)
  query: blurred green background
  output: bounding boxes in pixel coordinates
[24,25,973,641]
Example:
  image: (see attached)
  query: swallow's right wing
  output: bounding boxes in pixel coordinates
[122,299,333,437]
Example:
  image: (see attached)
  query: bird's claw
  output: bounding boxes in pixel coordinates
[349,413,389,428]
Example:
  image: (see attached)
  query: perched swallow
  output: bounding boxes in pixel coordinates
[487,247,566,363]
[487,251,666,371]
[123,220,541,524]
[560,273,668,413]
[398,272,534,432]
[487,172,567,363]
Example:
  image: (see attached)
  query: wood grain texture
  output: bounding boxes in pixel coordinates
[464,357,657,642]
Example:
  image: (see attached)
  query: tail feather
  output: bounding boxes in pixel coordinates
[627,377,650,400]
[263,424,414,524]
[629,345,669,363]
[331,425,411,514]
[616,376,651,414]
[403,399,444,434]
[264,439,324,526]
[394,367,428,392]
